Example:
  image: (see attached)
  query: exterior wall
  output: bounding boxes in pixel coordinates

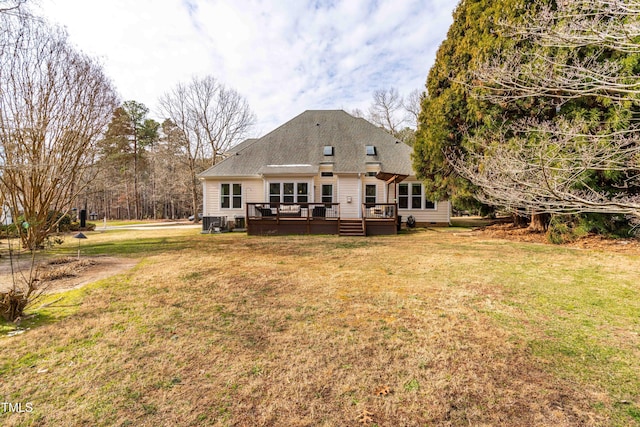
[396,179,450,225]
[204,176,450,226]
[203,178,264,218]
[399,200,451,226]
[337,175,361,218]
[314,165,337,203]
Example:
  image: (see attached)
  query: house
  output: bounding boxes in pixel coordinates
[198,110,450,235]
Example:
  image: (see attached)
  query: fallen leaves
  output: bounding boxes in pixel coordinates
[357,409,374,424]
[375,384,391,396]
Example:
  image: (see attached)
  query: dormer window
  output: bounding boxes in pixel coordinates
[323,146,334,156]
[366,145,376,156]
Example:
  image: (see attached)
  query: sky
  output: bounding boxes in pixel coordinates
[37,0,459,136]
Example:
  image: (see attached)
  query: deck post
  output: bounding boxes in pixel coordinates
[246,203,250,234]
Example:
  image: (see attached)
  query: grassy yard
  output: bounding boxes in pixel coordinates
[1,228,639,426]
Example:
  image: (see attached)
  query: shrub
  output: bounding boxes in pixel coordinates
[0,223,19,238]
[546,213,635,244]
[0,289,29,321]
[579,213,634,238]
[69,222,96,231]
[547,216,588,244]
[47,210,72,232]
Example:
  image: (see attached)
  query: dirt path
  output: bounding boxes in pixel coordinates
[0,256,138,293]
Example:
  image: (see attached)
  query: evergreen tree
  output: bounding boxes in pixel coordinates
[453,0,640,233]
[413,0,547,214]
[415,0,640,235]
[98,102,159,219]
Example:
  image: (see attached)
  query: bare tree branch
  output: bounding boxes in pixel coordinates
[0,15,118,250]
[0,0,27,15]
[368,87,405,136]
[158,75,255,219]
[509,0,640,53]
[404,89,423,128]
[454,0,640,223]
[449,118,640,219]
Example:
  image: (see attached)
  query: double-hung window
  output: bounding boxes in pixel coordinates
[365,184,377,204]
[221,183,242,209]
[296,183,308,203]
[411,184,422,209]
[321,184,333,204]
[269,182,309,204]
[398,183,435,210]
[283,183,295,203]
[398,184,409,209]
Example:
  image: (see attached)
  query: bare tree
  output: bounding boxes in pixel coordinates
[0,15,117,320]
[452,0,640,227]
[368,88,405,136]
[0,0,27,16]
[454,118,640,214]
[350,108,366,119]
[404,89,423,128]
[161,76,255,164]
[0,17,118,249]
[159,75,255,220]
[363,88,421,145]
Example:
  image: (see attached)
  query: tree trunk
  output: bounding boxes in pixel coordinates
[191,180,200,223]
[529,211,551,232]
[512,213,528,228]
[133,140,139,220]
[125,180,131,220]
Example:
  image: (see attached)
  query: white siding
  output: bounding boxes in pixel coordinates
[400,200,450,224]
[203,178,264,218]
[337,175,361,218]
[396,179,450,224]
[314,176,337,203]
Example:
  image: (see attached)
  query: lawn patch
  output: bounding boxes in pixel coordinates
[0,228,638,425]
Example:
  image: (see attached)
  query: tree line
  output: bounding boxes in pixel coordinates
[84,77,255,222]
[0,1,255,251]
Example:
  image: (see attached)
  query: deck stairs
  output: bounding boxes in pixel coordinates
[339,219,365,236]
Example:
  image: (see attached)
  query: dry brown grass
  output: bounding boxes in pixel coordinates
[1,229,639,426]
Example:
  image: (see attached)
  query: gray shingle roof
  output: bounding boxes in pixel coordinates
[198,110,414,178]
[227,138,258,154]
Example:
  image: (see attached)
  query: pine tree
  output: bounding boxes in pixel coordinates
[98,103,159,219]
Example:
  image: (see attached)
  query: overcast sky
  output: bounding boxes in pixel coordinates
[37,0,458,136]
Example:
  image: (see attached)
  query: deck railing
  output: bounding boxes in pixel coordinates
[247,202,340,221]
[247,202,397,220]
[362,203,397,220]
[245,202,398,235]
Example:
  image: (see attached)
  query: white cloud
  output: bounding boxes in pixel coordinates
[37,0,458,135]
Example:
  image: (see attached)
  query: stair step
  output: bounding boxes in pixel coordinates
[339,219,365,236]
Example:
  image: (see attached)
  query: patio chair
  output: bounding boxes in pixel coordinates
[255,206,274,217]
[312,206,326,218]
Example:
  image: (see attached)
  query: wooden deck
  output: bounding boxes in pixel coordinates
[245,203,398,236]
